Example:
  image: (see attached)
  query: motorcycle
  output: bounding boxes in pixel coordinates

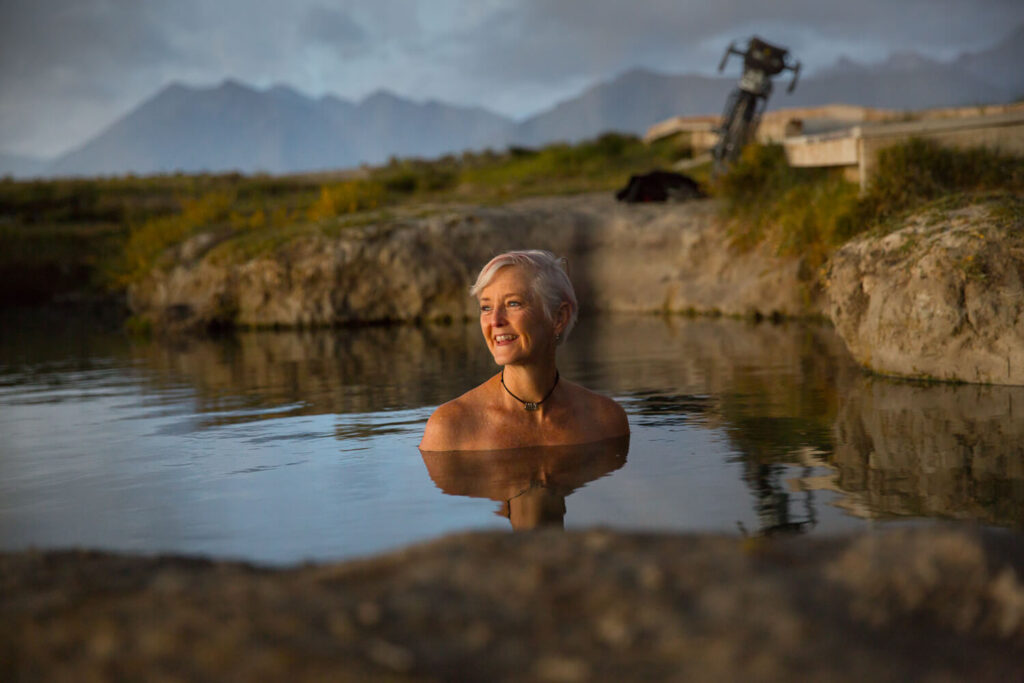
[711,36,801,177]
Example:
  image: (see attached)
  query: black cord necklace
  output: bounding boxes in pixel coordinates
[501,368,560,411]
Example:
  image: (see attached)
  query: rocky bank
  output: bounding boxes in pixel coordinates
[827,202,1024,385]
[131,194,1024,385]
[129,194,823,332]
[4,527,1024,681]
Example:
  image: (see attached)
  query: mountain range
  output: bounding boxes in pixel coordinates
[7,24,1022,178]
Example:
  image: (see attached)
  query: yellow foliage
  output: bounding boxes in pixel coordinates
[229,208,267,231]
[112,189,236,286]
[307,180,385,221]
[270,205,292,226]
[180,191,235,225]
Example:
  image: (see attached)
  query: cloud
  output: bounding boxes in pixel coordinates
[447,0,1024,87]
[0,0,203,155]
[300,5,370,57]
[0,0,1020,156]
[0,0,190,83]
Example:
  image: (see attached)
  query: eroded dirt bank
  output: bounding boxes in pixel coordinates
[3,528,1023,681]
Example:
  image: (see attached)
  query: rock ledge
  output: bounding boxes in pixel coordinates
[828,202,1024,384]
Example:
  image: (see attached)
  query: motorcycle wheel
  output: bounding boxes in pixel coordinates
[712,90,755,177]
[724,94,755,163]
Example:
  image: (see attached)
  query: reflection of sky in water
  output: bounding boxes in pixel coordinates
[1,314,1018,564]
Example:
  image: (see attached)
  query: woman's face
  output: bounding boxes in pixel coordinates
[478,265,557,366]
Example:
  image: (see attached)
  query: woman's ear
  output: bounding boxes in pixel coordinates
[554,301,570,336]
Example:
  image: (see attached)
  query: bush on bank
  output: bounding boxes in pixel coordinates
[716,139,1024,273]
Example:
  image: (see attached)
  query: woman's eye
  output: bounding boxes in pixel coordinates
[480,305,491,313]
[508,301,521,308]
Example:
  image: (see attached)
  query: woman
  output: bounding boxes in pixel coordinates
[419,250,629,451]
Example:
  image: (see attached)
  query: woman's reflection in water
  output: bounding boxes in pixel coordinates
[422,435,629,530]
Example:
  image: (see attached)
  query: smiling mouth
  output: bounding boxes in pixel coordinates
[494,334,518,343]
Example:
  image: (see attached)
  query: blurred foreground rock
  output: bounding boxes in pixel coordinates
[3,528,1023,681]
[828,201,1024,384]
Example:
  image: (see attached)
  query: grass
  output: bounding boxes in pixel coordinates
[0,133,691,303]
[715,139,1024,276]
[715,145,859,270]
[0,173,324,303]
[4,132,1020,307]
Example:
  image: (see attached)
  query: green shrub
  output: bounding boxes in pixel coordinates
[717,144,858,261]
[717,140,1024,267]
[372,159,458,195]
[455,132,685,197]
[837,138,1024,236]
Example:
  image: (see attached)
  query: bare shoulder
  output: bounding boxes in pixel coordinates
[567,381,630,438]
[419,397,473,451]
[419,380,495,451]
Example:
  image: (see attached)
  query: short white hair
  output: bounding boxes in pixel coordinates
[469,250,579,343]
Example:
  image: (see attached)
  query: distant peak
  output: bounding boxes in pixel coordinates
[880,50,938,70]
[817,55,866,77]
[363,89,404,104]
[614,66,662,81]
[217,78,255,93]
[268,83,302,95]
[320,93,355,107]
[151,80,199,100]
[267,83,312,105]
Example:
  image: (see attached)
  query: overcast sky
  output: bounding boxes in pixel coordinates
[1,0,1021,158]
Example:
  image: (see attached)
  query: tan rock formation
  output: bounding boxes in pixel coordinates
[827,201,1024,384]
[129,195,824,332]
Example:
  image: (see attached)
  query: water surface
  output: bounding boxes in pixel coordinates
[2,310,1021,565]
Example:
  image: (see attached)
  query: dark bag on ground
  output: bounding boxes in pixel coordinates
[615,171,705,203]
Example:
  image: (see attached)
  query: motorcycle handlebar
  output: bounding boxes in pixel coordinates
[717,43,740,72]
[787,61,801,93]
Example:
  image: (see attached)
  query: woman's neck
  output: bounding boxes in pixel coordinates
[501,362,559,406]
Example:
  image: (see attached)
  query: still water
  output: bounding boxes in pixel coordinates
[2,310,1022,565]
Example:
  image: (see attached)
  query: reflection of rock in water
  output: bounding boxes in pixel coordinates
[579,316,859,410]
[132,316,860,431]
[830,377,1024,527]
[583,316,858,537]
[133,324,496,422]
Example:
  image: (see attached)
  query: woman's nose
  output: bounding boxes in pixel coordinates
[493,305,508,324]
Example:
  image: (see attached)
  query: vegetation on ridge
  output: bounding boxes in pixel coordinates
[2,131,1021,308]
[0,132,691,303]
[716,139,1024,275]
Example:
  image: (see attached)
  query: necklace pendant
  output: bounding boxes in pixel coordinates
[524,402,539,411]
